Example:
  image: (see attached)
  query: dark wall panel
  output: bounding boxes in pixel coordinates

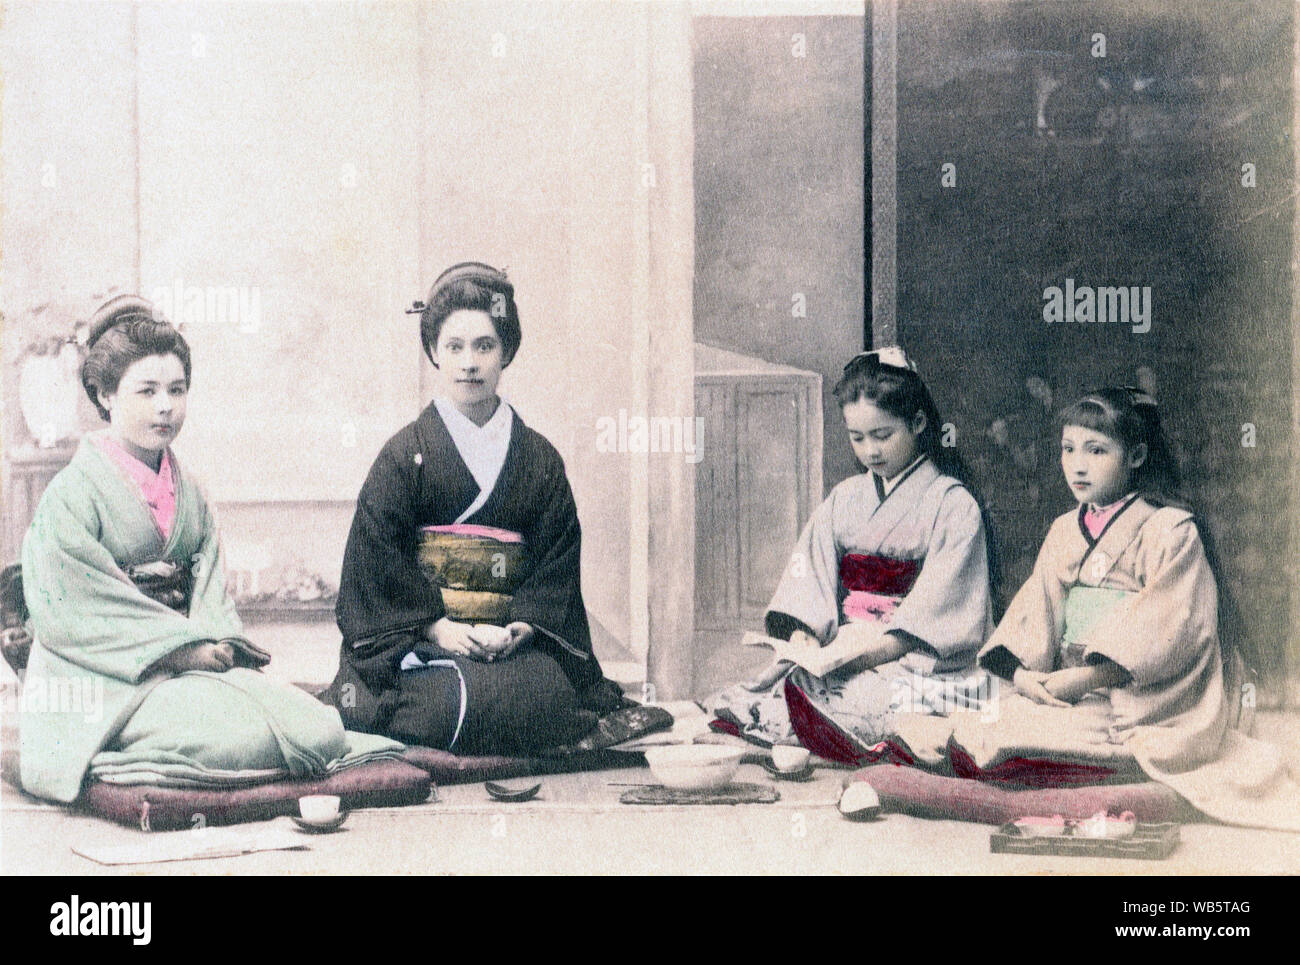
[896,0,1294,679]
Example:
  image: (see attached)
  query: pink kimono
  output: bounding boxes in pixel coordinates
[893,496,1300,831]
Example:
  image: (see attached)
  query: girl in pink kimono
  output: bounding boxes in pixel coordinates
[707,349,996,762]
[967,386,1300,830]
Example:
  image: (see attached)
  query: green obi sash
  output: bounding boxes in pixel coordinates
[1061,585,1134,667]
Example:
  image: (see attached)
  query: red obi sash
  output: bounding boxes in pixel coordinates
[839,554,920,595]
[839,554,921,625]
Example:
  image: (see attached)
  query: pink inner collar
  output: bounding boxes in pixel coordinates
[93,433,178,540]
[1082,494,1132,539]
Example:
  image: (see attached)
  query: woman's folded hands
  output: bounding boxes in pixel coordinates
[427,616,534,662]
[1014,662,1128,707]
[1013,667,1072,707]
[149,639,238,675]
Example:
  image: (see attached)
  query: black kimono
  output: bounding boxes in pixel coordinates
[324,401,625,755]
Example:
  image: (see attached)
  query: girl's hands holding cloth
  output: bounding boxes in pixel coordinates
[830,622,911,671]
[1041,666,1102,704]
[750,629,818,690]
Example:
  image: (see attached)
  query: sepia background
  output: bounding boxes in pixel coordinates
[2,0,1296,705]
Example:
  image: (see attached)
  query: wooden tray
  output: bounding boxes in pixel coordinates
[619,782,779,805]
[990,821,1180,860]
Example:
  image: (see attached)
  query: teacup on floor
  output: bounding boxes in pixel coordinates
[299,794,341,823]
[771,745,811,772]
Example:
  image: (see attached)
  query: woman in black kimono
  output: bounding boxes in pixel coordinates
[324,263,627,755]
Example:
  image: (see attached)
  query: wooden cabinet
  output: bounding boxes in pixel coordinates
[694,344,822,696]
[3,443,76,564]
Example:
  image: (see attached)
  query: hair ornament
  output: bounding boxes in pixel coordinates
[1121,385,1158,408]
[844,345,918,375]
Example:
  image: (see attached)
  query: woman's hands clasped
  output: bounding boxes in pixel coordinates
[427,617,534,662]
[153,640,238,675]
[1012,667,1071,708]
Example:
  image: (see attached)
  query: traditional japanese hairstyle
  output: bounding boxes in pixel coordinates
[81,294,191,421]
[407,262,521,368]
[833,345,946,466]
[836,344,1003,606]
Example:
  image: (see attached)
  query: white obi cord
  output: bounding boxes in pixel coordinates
[397,653,469,751]
[434,396,515,524]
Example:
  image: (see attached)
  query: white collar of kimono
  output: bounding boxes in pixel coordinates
[434,396,515,523]
[874,453,927,496]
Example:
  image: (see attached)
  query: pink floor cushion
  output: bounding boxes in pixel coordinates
[401,746,642,785]
[851,764,1191,826]
[78,759,433,831]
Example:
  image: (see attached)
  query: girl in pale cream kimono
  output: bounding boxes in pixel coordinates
[962,387,1300,830]
[707,349,996,761]
[19,296,401,804]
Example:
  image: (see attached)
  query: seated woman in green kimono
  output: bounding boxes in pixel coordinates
[323,263,628,756]
[19,295,401,804]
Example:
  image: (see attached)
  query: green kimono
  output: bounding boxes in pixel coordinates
[19,434,401,803]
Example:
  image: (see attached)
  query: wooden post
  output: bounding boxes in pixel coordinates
[871,0,897,348]
[643,1,696,701]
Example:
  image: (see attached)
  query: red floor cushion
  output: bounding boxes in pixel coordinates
[851,763,1190,826]
[78,759,433,831]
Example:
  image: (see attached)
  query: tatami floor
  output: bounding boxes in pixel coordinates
[4,707,1299,876]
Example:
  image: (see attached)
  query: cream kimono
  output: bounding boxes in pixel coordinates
[19,434,402,803]
[707,457,994,750]
[925,496,1300,831]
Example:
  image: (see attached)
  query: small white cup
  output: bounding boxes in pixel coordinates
[299,795,341,823]
[771,745,811,772]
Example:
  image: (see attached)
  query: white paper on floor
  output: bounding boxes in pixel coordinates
[72,823,309,865]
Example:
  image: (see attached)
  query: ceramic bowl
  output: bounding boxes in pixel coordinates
[644,745,744,791]
[1076,812,1139,839]
[291,811,350,833]
[760,758,816,782]
[838,781,882,821]
[298,794,341,824]
[771,745,811,772]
